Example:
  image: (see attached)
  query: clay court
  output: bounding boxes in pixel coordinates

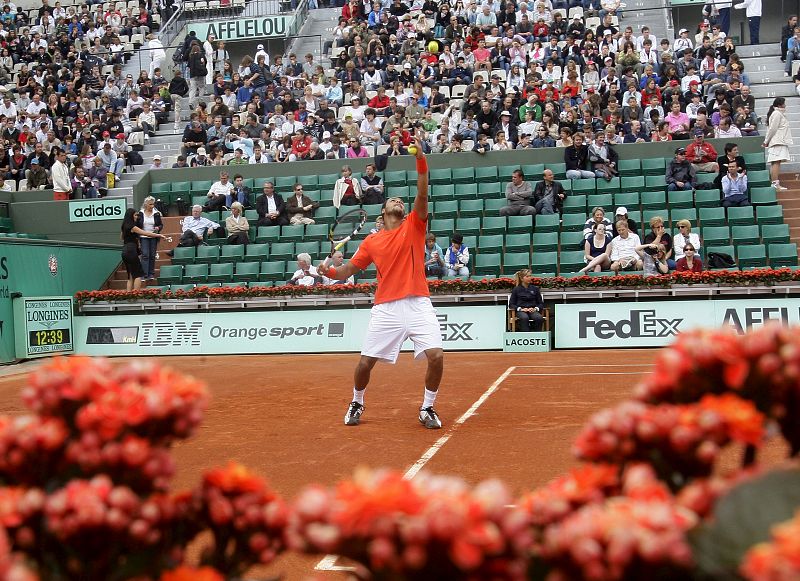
[0,348,660,579]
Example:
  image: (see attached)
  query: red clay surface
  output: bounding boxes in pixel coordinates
[0,349,690,579]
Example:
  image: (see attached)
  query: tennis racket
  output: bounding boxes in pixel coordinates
[323,208,368,266]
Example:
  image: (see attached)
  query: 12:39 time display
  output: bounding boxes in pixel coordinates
[29,328,71,346]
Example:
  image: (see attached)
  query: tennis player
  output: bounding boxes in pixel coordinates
[317,138,444,429]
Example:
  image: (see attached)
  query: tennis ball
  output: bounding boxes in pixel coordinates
[427,41,439,54]
[408,145,418,155]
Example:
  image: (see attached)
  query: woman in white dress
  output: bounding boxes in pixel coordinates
[764,97,791,191]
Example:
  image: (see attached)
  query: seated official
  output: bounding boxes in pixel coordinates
[509,269,545,332]
[166,205,221,255]
[225,202,250,245]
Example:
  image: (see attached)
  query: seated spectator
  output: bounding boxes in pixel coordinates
[26,158,49,190]
[720,161,750,207]
[715,143,746,188]
[324,251,355,285]
[71,167,98,199]
[611,206,639,237]
[333,165,362,208]
[685,129,719,173]
[288,253,322,286]
[587,133,618,181]
[444,233,470,277]
[715,117,742,138]
[636,242,670,277]
[578,222,612,273]
[182,120,207,156]
[98,141,125,181]
[676,243,704,272]
[584,206,613,241]
[509,269,545,332]
[664,101,690,140]
[256,182,288,227]
[609,220,643,273]
[205,171,234,212]
[225,202,250,246]
[565,132,595,179]
[287,183,319,225]
[673,219,703,262]
[424,233,446,279]
[228,174,252,209]
[499,169,535,216]
[666,147,696,191]
[532,169,567,215]
[360,163,385,205]
[166,205,221,255]
[643,215,675,269]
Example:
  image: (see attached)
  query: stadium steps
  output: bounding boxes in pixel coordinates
[776,176,800,247]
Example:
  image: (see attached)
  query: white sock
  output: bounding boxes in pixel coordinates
[353,387,365,405]
[422,388,437,409]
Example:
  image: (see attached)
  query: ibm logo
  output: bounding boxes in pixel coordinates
[139,322,203,347]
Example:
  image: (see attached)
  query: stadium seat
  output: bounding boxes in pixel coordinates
[315,207,338,224]
[750,187,778,205]
[275,176,296,193]
[560,230,585,250]
[641,157,666,176]
[451,167,474,184]
[256,226,280,243]
[533,232,559,252]
[244,244,269,262]
[702,226,731,246]
[298,175,318,188]
[563,194,587,214]
[259,261,286,281]
[433,184,456,200]
[170,246,195,265]
[208,263,234,283]
[559,251,585,273]
[706,245,736,263]
[345,240,361,256]
[668,190,694,209]
[505,233,532,253]
[184,264,209,284]
[477,182,501,197]
[562,213,585,232]
[245,210,258,222]
[761,224,790,244]
[429,168,451,184]
[695,190,721,208]
[318,174,337,190]
[757,205,784,225]
[478,235,503,253]
[696,173,716,188]
[474,253,501,275]
[549,163,567,180]
[727,206,755,226]
[587,193,613,209]
[269,242,295,261]
[220,245,245,263]
[195,245,221,264]
[503,252,530,272]
[201,211,220,222]
[614,191,640,210]
[733,225,761,246]
[768,243,799,267]
[305,224,329,240]
[484,199,507,214]
[535,214,560,233]
[390,185,411,199]
[617,159,641,176]
[643,209,669,226]
[453,183,477,200]
[671,208,697,226]
[295,241,320,257]
[742,152,766,171]
[383,171,407,187]
[279,224,304,242]
[455,217,481,235]
[475,166,498,183]
[522,164,544,177]
[747,170,771,188]
[481,216,506,235]
[191,180,213,196]
[169,284,196,292]
[459,199,484,218]
[644,176,667,192]
[737,244,767,268]
[233,261,260,282]
[699,207,726,227]
[572,179,595,196]
[507,215,533,233]
[430,218,455,236]
[157,265,182,285]
[498,165,519,181]
[434,200,458,219]
[596,177,620,194]
[531,251,558,274]
[151,182,171,198]
[171,181,191,198]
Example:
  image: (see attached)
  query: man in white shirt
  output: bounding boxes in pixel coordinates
[288,252,322,286]
[254,44,270,67]
[25,94,46,116]
[51,149,72,201]
[609,220,642,273]
[249,144,269,163]
[205,170,234,212]
[324,251,355,284]
[166,205,221,255]
[0,95,17,118]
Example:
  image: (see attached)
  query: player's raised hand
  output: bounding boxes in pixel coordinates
[317,261,330,276]
[410,137,424,159]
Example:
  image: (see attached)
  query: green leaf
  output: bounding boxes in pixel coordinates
[689,466,800,580]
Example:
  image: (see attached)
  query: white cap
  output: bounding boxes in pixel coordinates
[678,28,688,34]
[500,110,511,116]
[616,206,628,215]
[403,62,412,69]
[153,154,161,160]
[197,147,206,156]
[257,43,264,49]
[323,131,331,138]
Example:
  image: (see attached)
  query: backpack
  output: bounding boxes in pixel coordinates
[127,150,143,166]
[707,252,735,269]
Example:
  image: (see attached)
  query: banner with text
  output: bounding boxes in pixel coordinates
[555,298,800,348]
[14,297,74,358]
[73,305,505,356]
[68,198,127,222]
[187,15,301,42]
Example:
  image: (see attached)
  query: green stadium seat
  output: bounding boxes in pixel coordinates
[208,263,234,283]
[191,180,213,196]
[314,206,338,225]
[383,171,407,187]
[171,181,190,198]
[747,170,771,187]
[522,163,544,177]
[505,233,532,253]
[695,189,722,208]
[201,211,219,222]
[184,263,209,284]
[318,174,337,190]
[727,206,755,226]
[641,191,666,210]
[220,244,245,263]
[614,191,640,210]
[508,215,533,233]
[756,205,784,225]
[244,244,269,262]
[477,182,501,197]
[733,225,761,246]
[481,216,507,235]
[531,251,558,274]
[768,243,799,267]
[696,173,716,187]
[478,234,503,254]
[706,245,735,262]
[668,190,694,209]
[671,208,697,226]
[389,185,410,199]
[275,176,296,193]
[244,210,258,222]
[644,176,667,192]
[498,165,519,181]
[170,246,195,265]
[475,166,498,183]
[620,176,645,193]
[253,177,271,190]
[157,265,182,285]
[549,163,567,180]
[564,194,587,214]
[345,240,361,256]
[535,214,560,233]
[699,207,726,227]
[572,178,595,196]
[255,226,280,243]
[742,152,766,171]
[305,224,329,240]
[533,232,559,252]
[737,244,767,268]
[455,217,481,235]
[298,175,318,188]
[641,157,666,176]
[559,250,585,273]
[474,253,501,275]
[484,198,507,214]
[429,168,451,184]
[750,187,778,205]
[232,261,260,282]
[269,242,295,261]
[596,177,620,194]
[453,183,478,200]
[151,182,170,197]
[459,199,484,218]
[761,224,791,244]
[702,226,731,246]
[280,225,305,242]
[451,167,475,184]
[463,235,478,250]
[259,261,286,281]
[432,184,456,200]
[434,200,458,219]
[503,252,530,272]
[195,245,220,264]
[295,241,320,258]
[430,218,454,236]
[617,159,641,177]
[304,190,322,205]
[587,193,613,209]
[562,213,585,232]
[561,230,586,250]
[220,282,247,289]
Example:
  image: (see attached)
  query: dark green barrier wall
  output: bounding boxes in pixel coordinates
[10,197,129,245]
[0,240,121,363]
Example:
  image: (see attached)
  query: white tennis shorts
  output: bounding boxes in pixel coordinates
[361,296,442,363]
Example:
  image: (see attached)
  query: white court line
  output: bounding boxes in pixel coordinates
[315,366,517,572]
[510,372,648,376]
[514,364,652,368]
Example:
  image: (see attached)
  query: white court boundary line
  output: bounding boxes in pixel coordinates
[314,366,517,572]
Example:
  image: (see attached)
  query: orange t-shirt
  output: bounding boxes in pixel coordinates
[349,211,430,305]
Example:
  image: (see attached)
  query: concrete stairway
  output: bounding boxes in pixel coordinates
[776,174,800,247]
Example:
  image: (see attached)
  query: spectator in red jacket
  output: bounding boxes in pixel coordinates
[291,132,312,160]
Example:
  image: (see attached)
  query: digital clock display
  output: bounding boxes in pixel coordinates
[29,328,71,347]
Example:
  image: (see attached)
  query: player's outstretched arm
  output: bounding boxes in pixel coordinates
[412,137,429,221]
[317,259,359,280]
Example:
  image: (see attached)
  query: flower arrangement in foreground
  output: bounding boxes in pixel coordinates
[74,267,800,304]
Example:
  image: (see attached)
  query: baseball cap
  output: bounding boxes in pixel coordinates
[403,62,411,69]
[679,28,688,34]
[197,147,206,156]
[675,146,687,154]
[669,79,679,86]
[102,130,110,136]
[257,44,264,49]
[615,206,628,215]
[153,154,161,160]
[323,131,331,138]
[30,157,39,164]
[116,132,125,139]
[500,110,511,116]
[692,127,705,136]
[689,79,699,86]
